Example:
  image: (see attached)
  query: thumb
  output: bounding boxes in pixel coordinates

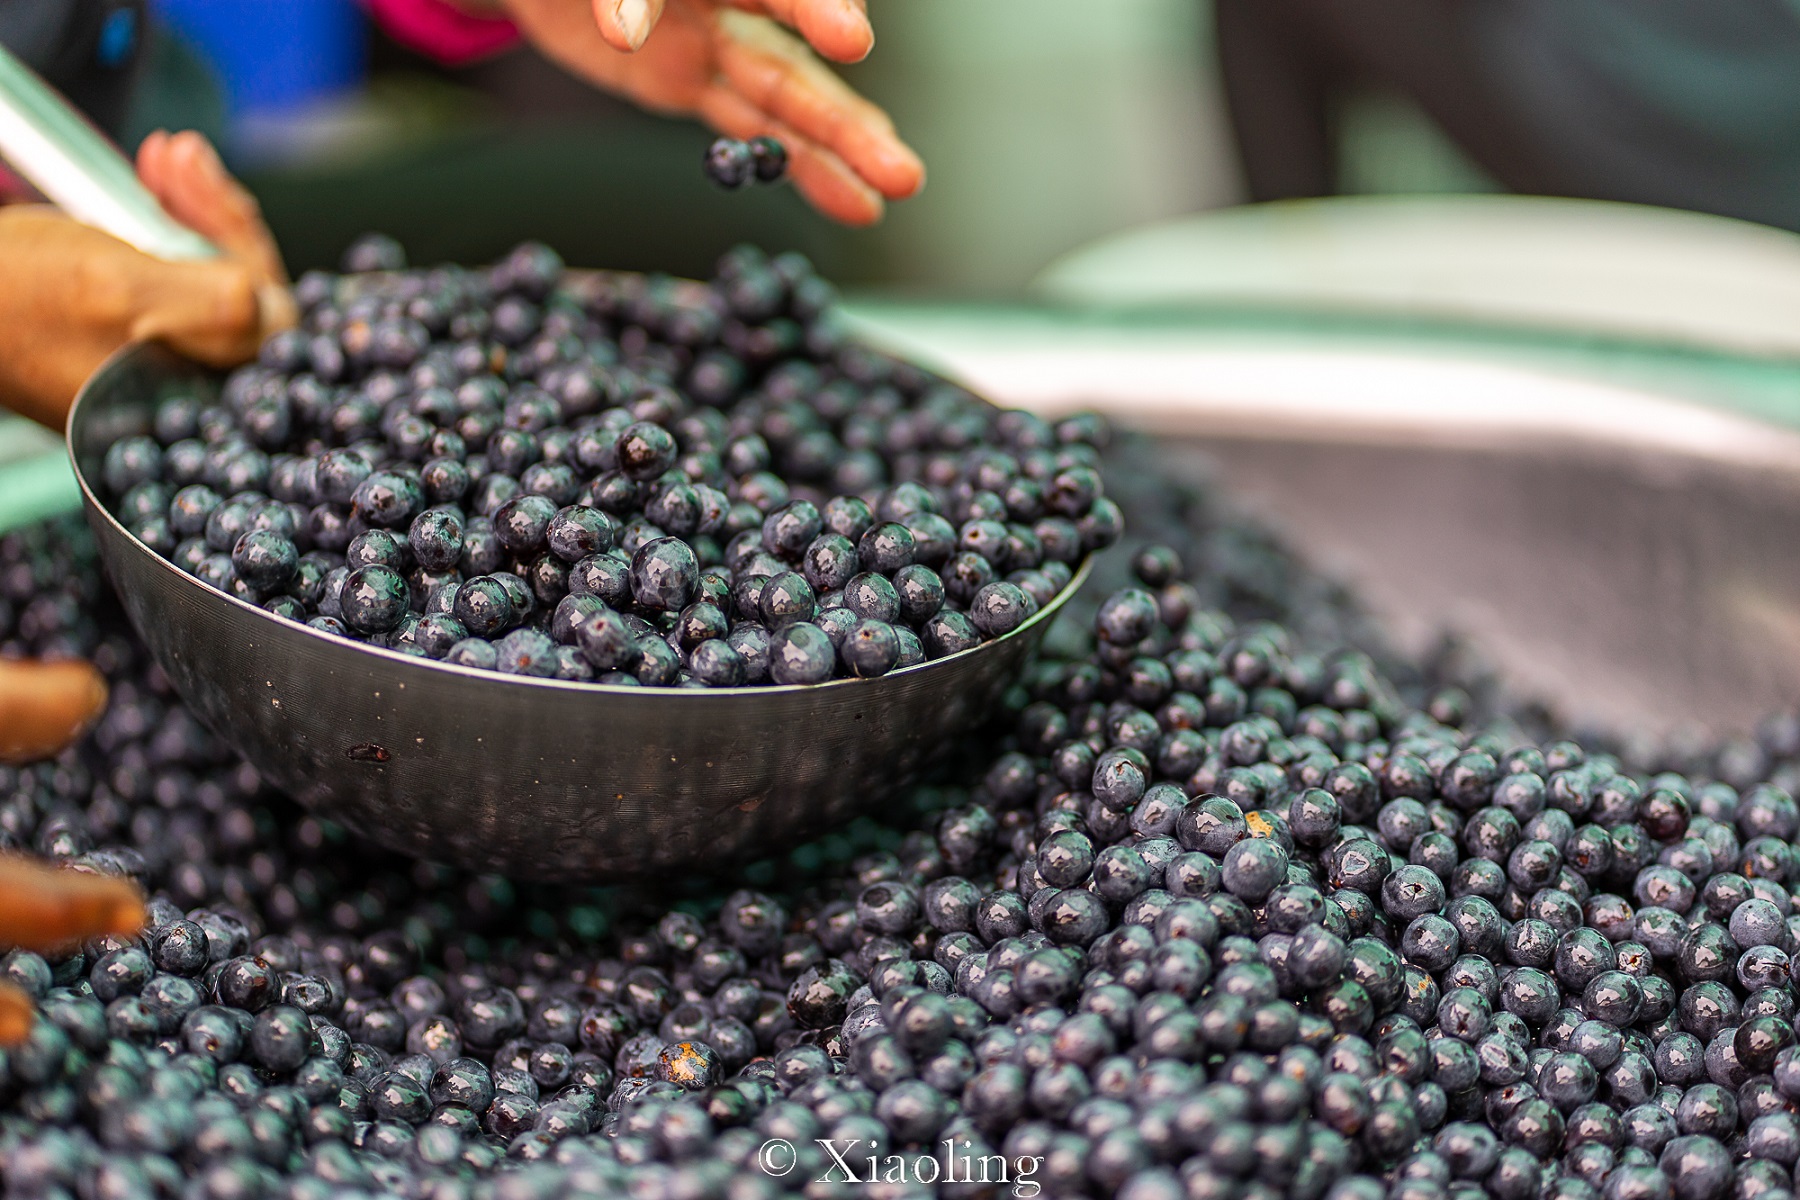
[126,257,285,368]
[0,659,108,764]
[593,0,666,51]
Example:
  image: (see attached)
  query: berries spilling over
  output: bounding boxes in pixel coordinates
[100,238,1120,685]
[27,298,1800,1197]
[705,136,788,189]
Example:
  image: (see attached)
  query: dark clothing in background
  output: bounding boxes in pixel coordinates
[0,0,148,138]
[1215,0,1800,233]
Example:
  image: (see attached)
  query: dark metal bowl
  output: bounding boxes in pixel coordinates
[68,344,1086,881]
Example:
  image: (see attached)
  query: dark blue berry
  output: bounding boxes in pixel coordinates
[769,622,835,685]
[704,138,755,188]
[749,137,788,182]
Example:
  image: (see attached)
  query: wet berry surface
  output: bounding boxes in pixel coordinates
[102,240,1116,687]
[17,244,1800,1198]
[704,138,788,190]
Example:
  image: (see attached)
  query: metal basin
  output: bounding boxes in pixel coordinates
[68,343,1085,881]
[852,313,1800,741]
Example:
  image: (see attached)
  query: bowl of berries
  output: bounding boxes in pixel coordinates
[68,240,1116,880]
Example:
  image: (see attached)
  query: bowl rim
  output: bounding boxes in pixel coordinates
[69,341,1093,701]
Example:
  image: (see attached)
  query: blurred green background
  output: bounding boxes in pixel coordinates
[128,0,1491,293]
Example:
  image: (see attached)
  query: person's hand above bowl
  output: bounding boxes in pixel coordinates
[375,0,925,226]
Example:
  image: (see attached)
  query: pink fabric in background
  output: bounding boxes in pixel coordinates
[362,0,521,65]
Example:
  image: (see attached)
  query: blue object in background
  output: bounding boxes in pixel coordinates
[148,0,366,115]
[96,7,140,69]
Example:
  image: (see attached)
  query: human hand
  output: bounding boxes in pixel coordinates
[0,131,291,766]
[0,660,109,766]
[136,130,293,323]
[0,130,294,430]
[0,853,146,1044]
[497,0,923,225]
[588,0,873,61]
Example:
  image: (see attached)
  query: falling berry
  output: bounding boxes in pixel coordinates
[702,138,754,189]
[749,136,788,183]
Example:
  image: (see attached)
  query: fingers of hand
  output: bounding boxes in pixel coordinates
[0,984,31,1048]
[0,203,282,421]
[713,11,922,200]
[135,130,289,288]
[0,854,146,953]
[727,0,872,63]
[0,659,108,764]
[128,257,268,367]
[697,85,883,225]
[593,0,666,51]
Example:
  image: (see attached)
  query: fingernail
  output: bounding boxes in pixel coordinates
[196,136,226,177]
[836,0,873,57]
[180,131,221,177]
[616,0,651,48]
[257,283,300,336]
[880,145,926,192]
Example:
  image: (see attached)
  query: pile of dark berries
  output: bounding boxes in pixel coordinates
[705,137,788,190]
[20,258,1800,1199]
[98,238,1119,686]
